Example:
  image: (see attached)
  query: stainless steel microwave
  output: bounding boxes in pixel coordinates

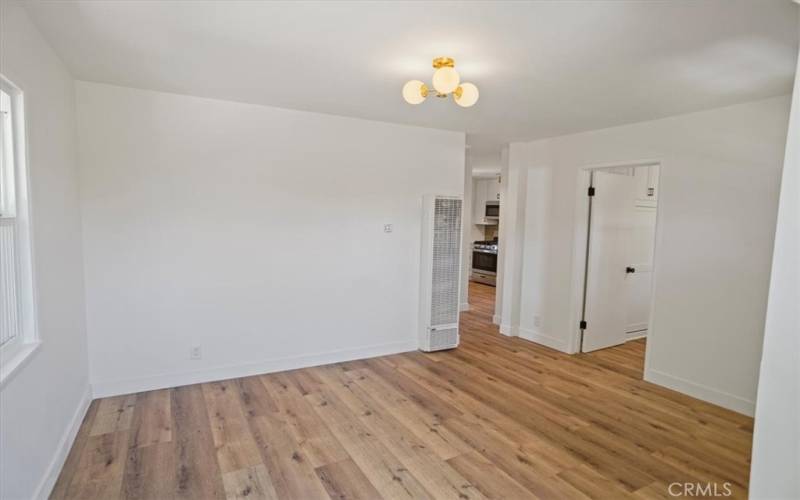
[485,201,499,218]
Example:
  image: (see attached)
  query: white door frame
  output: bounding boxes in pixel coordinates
[566,159,663,368]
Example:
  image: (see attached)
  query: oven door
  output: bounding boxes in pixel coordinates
[485,202,500,218]
[472,249,497,274]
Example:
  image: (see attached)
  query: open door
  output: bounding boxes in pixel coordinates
[625,203,657,335]
[581,170,637,352]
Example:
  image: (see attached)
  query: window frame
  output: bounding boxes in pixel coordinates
[0,74,40,386]
[0,89,15,218]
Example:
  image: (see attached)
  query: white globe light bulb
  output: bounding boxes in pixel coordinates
[454,83,479,107]
[402,80,428,105]
[432,66,460,94]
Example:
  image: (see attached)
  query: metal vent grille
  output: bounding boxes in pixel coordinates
[430,327,459,350]
[430,198,462,326]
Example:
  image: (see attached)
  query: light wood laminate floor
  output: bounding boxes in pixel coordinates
[51,282,753,499]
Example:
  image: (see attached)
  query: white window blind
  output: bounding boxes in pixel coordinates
[0,220,19,347]
[0,88,20,348]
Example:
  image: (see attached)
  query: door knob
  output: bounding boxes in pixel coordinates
[626,266,636,274]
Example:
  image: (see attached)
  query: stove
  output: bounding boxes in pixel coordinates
[471,239,498,286]
[473,240,499,253]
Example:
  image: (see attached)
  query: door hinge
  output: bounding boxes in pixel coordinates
[587,187,595,197]
[579,320,587,330]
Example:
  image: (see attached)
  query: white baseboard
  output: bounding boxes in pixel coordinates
[92,340,418,398]
[644,368,755,416]
[517,327,570,353]
[459,302,470,312]
[499,323,514,336]
[626,331,647,341]
[626,322,649,332]
[492,314,501,325]
[34,384,92,500]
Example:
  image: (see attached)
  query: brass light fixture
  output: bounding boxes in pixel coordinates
[402,57,479,107]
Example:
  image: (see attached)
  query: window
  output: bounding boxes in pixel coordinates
[0,75,37,381]
[1,87,18,349]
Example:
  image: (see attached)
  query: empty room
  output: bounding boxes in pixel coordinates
[1,1,799,499]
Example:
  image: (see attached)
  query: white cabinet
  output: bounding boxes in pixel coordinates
[634,165,659,206]
[486,176,501,202]
[472,180,486,223]
[472,176,501,225]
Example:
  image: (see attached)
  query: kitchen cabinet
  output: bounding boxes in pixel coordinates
[472,176,501,225]
[472,180,485,223]
[634,165,659,206]
[486,176,501,202]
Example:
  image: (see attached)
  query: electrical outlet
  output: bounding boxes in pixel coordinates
[190,346,202,360]
[383,224,393,233]
[533,315,542,328]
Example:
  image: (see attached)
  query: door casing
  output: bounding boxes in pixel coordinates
[566,160,662,370]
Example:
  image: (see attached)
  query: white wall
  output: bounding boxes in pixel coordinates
[460,156,473,311]
[0,2,91,499]
[76,82,464,397]
[749,46,799,499]
[493,146,510,325]
[502,96,790,414]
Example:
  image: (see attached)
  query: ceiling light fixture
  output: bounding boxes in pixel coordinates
[403,57,479,108]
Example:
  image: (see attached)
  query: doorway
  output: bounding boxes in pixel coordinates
[576,163,660,354]
[468,173,501,314]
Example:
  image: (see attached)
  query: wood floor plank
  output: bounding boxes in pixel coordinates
[234,375,279,418]
[61,430,129,500]
[128,389,172,449]
[260,372,350,468]
[283,368,326,396]
[172,384,226,499]
[306,386,433,499]
[201,380,263,474]
[315,458,384,500]
[121,442,175,499]
[444,413,575,478]
[52,282,754,500]
[362,356,465,420]
[313,365,485,500]
[557,464,637,499]
[50,399,101,500]
[221,464,279,500]
[651,446,749,497]
[246,412,330,499]
[446,451,539,500]
[90,394,137,437]
[344,366,472,461]
[632,481,673,500]
[443,416,592,499]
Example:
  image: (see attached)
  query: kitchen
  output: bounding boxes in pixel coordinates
[470,174,501,287]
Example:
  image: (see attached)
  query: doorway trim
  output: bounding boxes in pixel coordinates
[566,159,663,369]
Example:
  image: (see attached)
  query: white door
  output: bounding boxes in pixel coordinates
[581,170,637,352]
[625,204,657,335]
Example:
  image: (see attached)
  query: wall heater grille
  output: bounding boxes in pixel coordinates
[419,195,463,352]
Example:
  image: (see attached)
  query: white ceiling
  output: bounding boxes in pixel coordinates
[24,0,799,157]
